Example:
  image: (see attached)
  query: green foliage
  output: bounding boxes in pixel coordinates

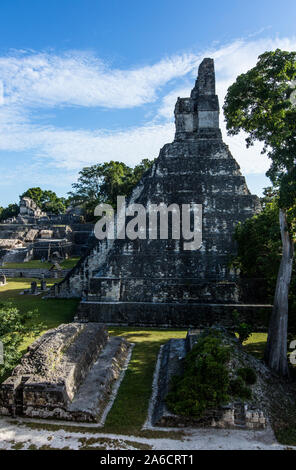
[224,51,296,375]
[237,367,257,385]
[166,329,258,418]
[232,196,296,330]
[224,48,296,218]
[166,330,231,418]
[0,203,19,222]
[232,310,253,344]
[68,158,155,220]
[229,377,252,400]
[20,187,68,215]
[236,323,253,344]
[233,197,282,280]
[0,302,43,381]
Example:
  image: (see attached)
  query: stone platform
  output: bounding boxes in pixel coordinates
[150,332,266,429]
[76,301,272,329]
[0,323,131,422]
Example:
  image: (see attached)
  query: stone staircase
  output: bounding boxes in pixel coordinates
[234,402,246,427]
[68,336,130,422]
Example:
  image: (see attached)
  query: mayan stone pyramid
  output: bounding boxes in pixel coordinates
[54,58,271,327]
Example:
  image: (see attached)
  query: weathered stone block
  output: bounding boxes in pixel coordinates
[0,323,131,422]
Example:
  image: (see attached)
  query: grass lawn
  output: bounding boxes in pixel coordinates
[0,278,79,355]
[243,332,267,358]
[104,327,187,435]
[3,257,80,270]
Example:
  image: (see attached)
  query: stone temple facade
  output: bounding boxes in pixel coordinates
[0,197,93,263]
[53,58,271,327]
[19,197,47,220]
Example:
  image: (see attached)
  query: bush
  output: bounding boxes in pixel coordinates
[237,367,257,385]
[0,302,42,382]
[232,310,253,343]
[165,329,256,418]
[166,329,231,418]
[229,377,252,400]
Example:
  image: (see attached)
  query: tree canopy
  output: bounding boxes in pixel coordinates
[0,203,19,222]
[224,49,296,376]
[233,191,296,330]
[20,187,68,215]
[224,49,296,216]
[68,158,155,219]
[0,302,42,381]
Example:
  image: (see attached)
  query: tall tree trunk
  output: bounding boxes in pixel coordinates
[264,208,294,376]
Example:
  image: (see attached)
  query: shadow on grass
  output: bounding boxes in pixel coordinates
[243,341,266,359]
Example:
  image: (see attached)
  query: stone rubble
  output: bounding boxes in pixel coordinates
[0,323,131,422]
[149,329,296,431]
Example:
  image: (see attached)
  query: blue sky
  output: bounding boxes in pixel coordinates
[0,0,296,206]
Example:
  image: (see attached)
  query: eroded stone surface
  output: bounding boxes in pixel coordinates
[0,323,130,422]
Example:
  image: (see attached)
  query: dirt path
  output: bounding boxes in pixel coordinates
[0,417,293,450]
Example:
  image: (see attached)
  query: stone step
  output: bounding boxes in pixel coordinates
[234,402,246,427]
[67,336,130,422]
[76,301,272,329]
[152,338,187,427]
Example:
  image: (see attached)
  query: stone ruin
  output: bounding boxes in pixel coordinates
[149,327,296,432]
[0,196,94,264]
[0,323,130,422]
[52,58,272,328]
[20,280,48,295]
[151,329,267,430]
[19,197,47,220]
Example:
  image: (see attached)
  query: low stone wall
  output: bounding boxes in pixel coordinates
[76,301,272,330]
[1,268,70,279]
[0,323,108,418]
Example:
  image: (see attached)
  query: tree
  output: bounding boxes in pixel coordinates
[223,49,296,376]
[0,302,42,381]
[68,158,155,220]
[232,192,296,331]
[20,187,68,215]
[0,203,19,222]
[21,187,43,206]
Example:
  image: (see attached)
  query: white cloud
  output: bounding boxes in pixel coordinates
[0,35,296,189]
[0,51,199,109]
[0,115,175,170]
